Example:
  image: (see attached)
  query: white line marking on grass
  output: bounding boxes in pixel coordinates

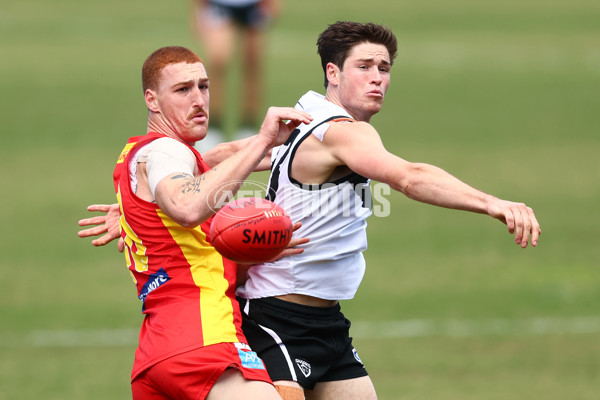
[29,328,139,347]
[5,317,600,348]
[351,316,600,339]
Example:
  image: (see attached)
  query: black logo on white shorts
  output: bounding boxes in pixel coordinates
[295,358,311,378]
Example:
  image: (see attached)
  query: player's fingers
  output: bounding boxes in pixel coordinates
[86,204,113,212]
[78,216,107,227]
[520,214,533,248]
[289,222,310,246]
[78,225,109,238]
[91,233,116,247]
[272,108,311,125]
[291,221,302,232]
[285,119,303,131]
[527,206,541,247]
[91,239,107,247]
[503,206,516,235]
[269,231,309,262]
[288,237,309,247]
[281,108,311,122]
[512,205,526,246]
[289,222,308,244]
[267,246,305,262]
[118,238,125,253]
[277,247,305,258]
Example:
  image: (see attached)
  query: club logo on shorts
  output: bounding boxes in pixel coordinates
[237,348,266,370]
[295,358,311,378]
[352,348,364,365]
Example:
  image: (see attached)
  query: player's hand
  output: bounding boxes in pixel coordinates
[258,107,312,147]
[77,203,124,252]
[269,221,309,260]
[239,221,309,264]
[236,222,308,285]
[487,200,541,248]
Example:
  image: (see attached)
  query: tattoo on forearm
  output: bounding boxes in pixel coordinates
[171,173,206,194]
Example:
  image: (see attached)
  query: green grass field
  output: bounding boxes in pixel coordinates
[1,0,599,398]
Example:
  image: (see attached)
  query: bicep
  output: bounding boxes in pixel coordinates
[145,138,198,197]
[153,172,203,225]
[327,122,411,188]
[145,140,200,221]
[154,172,192,204]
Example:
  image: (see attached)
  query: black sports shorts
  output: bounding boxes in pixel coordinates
[207,1,268,29]
[238,296,368,390]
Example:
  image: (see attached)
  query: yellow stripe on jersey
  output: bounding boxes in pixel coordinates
[156,209,238,345]
[116,187,149,275]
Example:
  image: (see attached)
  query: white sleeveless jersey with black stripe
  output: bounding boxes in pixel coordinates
[237,91,372,301]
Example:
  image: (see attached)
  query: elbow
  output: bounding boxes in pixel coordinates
[398,180,412,197]
[166,209,196,227]
[180,208,214,228]
[395,163,426,197]
[164,203,213,228]
[176,214,200,228]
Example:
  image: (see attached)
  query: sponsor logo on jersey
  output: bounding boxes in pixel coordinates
[117,142,136,164]
[138,268,171,310]
[295,358,312,378]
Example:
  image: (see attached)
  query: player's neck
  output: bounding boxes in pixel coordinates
[324,92,371,123]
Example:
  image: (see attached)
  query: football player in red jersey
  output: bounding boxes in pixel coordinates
[81,46,310,400]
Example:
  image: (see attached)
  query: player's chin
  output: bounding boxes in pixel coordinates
[365,103,383,116]
[189,124,208,140]
[363,96,383,108]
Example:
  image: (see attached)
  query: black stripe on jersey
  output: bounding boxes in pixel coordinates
[349,174,372,210]
[288,173,370,209]
[287,116,367,190]
[266,128,301,202]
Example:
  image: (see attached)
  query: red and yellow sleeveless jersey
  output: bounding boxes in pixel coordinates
[113,132,245,380]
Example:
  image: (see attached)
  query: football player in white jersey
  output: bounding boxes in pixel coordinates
[235,22,540,400]
[79,21,541,400]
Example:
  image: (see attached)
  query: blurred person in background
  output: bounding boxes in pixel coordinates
[191,0,281,151]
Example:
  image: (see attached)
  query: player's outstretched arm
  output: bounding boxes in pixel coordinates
[77,203,124,252]
[325,122,541,248]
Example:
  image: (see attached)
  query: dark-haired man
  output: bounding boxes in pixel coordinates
[235,21,541,400]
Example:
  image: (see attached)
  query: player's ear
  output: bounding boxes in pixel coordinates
[326,62,340,87]
[145,89,160,113]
